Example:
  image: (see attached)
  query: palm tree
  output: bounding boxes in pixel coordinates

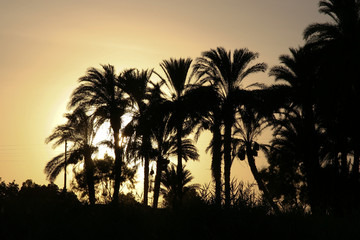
[259,109,308,212]
[150,108,200,208]
[191,85,223,207]
[152,133,199,209]
[45,107,97,205]
[120,68,153,206]
[193,47,267,208]
[269,46,324,213]
[161,164,199,208]
[304,0,360,47]
[304,0,360,181]
[138,82,173,208]
[144,83,200,208]
[233,105,280,214]
[156,58,196,205]
[206,105,223,208]
[68,64,129,203]
[151,113,172,209]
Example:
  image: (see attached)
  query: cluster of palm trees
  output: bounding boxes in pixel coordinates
[45,47,269,209]
[45,0,360,214]
[262,0,360,215]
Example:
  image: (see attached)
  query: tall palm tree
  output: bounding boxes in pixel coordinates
[68,64,129,203]
[145,83,200,208]
[304,0,360,181]
[151,113,172,209]
[233,105,280,214]
[206,104,223,208]
[139,82,173,208]
[45,107,97,205]
[120,68,153,206]
[156,58,196,205]
[263,109,310,212]
[152,131,199,209]
[269,47,324,214]
[190,84,223,207]
[193,47,267,208]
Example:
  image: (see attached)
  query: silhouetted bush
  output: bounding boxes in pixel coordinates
[0,178,19,202]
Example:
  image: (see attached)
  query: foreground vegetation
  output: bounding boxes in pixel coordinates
[1,179,360,240]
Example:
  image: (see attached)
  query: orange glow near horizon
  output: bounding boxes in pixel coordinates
[0,1,328,197]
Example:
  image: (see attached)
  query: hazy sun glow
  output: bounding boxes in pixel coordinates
[93,122,114,159]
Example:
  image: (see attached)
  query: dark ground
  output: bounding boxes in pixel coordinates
[1,199,360,240]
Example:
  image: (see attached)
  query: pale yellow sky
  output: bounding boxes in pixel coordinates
[0,0,327,192]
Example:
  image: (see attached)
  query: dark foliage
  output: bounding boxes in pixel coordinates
[1,193,359,240]
[264,0,360,215]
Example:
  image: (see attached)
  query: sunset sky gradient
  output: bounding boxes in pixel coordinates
[0,0,328,192]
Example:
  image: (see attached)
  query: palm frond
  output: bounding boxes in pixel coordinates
[303,23,340,43]
[159,58,193,99]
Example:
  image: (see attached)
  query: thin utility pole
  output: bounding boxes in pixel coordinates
[63,140,67,193]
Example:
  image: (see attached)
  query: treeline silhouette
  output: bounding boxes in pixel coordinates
[2,0,360,238]
[43,0,360,215]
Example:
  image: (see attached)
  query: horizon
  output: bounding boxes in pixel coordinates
[0,1,328,195]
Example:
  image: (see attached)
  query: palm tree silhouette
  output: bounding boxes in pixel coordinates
[120,68,154,206]
[261,111,305,212]
[233,105,280,214]
[161,164,199,208]
[150,115,200,208]
[151,113,172,209]
[153,136,199,209]
[141,82,173,208]
[194,47,267,208]
[269,47,324,214]
[45,107,97,204]
[190,84,223,207]
[144,83,199,208]
[68,64,129,203]
[304,0,360,47]
[156,58,197,205]
[304,0,360,181]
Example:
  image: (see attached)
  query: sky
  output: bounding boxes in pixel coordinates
[0,0,328,194]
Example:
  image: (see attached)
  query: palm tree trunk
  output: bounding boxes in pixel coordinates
[176,121,183,207]
[301,128,322,215]
[224,119,232,208]
[143,154,149,206]
[212,117,222,207]
[84,148,96,205]
[153,155,162,208]
[112,129,122,204]
[63,140,67,193]
[303,143,322,215]
[142,133,151,206]
[302,103,322,214]
[246,145,280,214]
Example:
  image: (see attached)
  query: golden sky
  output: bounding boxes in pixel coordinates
[0,0,327,191]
